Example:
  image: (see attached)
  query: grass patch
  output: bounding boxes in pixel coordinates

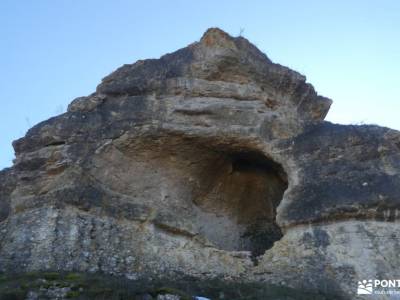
[42,272,60,281]
[65,273,83,282]
[66,290,81,298]
[154,287,192,300]
[0,271,345,300]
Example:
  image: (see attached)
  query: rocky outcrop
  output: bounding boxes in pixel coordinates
[1,28,400,299]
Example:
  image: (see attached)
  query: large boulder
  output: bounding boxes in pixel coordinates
[1,28,399,299]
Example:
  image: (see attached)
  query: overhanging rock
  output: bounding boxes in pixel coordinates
[1,28,400,299]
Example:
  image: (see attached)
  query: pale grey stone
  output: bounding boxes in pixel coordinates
[0,27,399,300]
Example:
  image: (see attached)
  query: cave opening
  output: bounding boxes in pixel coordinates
[194,150,288,258]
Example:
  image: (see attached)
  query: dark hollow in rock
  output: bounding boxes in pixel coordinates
[194,150,288,257]
[94,135,288,258]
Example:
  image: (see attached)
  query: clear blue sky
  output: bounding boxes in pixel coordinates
[1,0,399,170]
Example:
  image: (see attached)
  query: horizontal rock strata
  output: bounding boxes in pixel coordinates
[1,28,399,299]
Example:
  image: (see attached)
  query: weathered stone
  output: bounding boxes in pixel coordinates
[1,27,399,299]
[157,294,180,300]
[67,94,106,112]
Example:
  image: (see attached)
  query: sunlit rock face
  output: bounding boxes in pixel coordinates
[1,28,400,299]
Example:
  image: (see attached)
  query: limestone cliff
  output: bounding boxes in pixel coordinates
[1,28,400,299]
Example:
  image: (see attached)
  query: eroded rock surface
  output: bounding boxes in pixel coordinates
[1,28,400,299]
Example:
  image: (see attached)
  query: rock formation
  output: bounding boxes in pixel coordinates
[1,28,400,299]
